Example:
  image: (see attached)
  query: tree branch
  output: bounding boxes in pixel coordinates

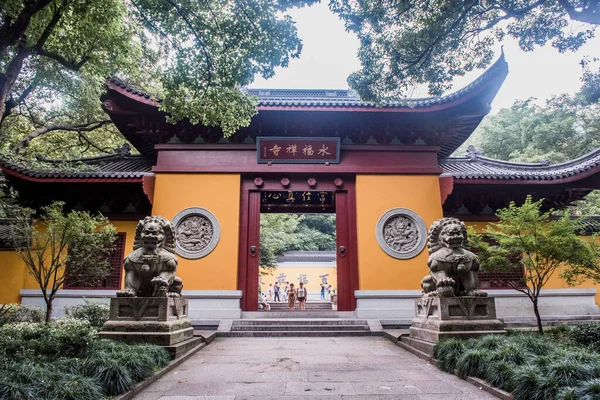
[37,49,87,72]
[558,0,600,24]
[13,120,113,152]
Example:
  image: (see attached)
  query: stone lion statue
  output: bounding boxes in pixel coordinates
[420,217,486,297]
[117,216,183,298]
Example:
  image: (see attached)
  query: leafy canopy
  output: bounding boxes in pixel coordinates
[0,0,317,158]
[472,196,597,333]
[10,201,116,322]
[329,0,599,101]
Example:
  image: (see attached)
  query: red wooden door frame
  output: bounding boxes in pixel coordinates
[237,175,358,311]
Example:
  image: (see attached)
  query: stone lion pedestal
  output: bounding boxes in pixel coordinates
[100,296,202,358]
[404,296,506,355]
[99,216,203,359]
[400,217,506,357]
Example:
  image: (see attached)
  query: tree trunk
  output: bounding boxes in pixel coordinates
[532,298,543,335]
[44,297,53,323]
[0,49,29,131]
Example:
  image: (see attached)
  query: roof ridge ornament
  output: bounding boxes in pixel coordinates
[466,145,481,161]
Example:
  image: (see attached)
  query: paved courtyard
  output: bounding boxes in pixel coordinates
[133,336,498,399]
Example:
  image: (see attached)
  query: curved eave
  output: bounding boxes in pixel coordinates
[105,54,508,114]
[442,148,600,186]
[0,167,145,183]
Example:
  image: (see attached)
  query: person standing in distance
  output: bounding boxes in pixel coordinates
[287,283,296,310]
[297,282,307,310]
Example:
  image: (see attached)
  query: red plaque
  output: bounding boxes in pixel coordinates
[257,137,340,164]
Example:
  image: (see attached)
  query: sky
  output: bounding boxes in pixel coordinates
[250,2,600,113]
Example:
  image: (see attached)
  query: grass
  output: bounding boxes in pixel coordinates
[0,319,171,399]
[433,324,600,400]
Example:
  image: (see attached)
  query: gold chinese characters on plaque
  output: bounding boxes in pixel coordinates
[256,137,340,164]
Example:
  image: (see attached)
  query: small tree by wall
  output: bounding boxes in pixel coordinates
[10,202,116,322]
[471,196,598,334]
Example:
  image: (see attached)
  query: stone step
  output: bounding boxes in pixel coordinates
[242,311,353,319]
[233,319,367,326]
[266,303,333,310]
[228,330,372,337]
[232,324,369,332]
[400,336,435,357]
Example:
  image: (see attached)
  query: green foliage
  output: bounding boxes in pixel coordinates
[434,333,600,400]
[433,338,465,372]
[260,213,336,267]
[455,348,488,378]
[0,304,44,326]
[64,300,109,328]
[0,320,171,398]
[471,196,598,333]
[329,0,599,101]
[460,96,600,163]
[0,0,318,157]
[10,202,116,322]
[569,322,600,351]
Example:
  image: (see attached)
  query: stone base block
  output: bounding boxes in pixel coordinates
[410,296,506,343]
[108,296,189,321]
[100,296,194,347]
[409,319,506,342]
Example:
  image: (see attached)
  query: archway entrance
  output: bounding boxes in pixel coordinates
[238,175,358,311]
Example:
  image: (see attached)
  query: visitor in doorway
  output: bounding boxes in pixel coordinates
[274,282,280,302]
[287,283,296,310]
[258,292,270,310]
[320,284,325,300]
[268,284,273,301]
[297,282,307,310]
[282,282,289,302]
[326,283,332,300]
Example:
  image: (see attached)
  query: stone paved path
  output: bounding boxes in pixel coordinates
[133,337,498,400]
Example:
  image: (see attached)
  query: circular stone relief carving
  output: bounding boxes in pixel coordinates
[171,207,220,259]
[376,208,427,259]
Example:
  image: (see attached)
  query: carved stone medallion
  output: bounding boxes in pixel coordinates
[171,207,220,259]
[376,208,427,259]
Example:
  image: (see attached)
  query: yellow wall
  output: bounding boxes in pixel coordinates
[0,251,28,304]
[259,266,338,295]
[151,173,241,290]
[356,175,443,290]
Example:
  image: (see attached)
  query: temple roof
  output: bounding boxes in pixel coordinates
[2,144,600,186]
[104,54,508,158]
[108,54,507,111]
[441,146,600,183]
[0,152,153,182]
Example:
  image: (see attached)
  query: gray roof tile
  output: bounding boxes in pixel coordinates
[440,147,600,182]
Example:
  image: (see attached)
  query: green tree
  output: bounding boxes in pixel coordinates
[472,196,597,334]
[259,213,336,268]
[329,0,599,102]
[0,0,316,157]
[10,202,116,322]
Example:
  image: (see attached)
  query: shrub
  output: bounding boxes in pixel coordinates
[85,357,134,396]
[483,360,515,392]
[0,318,96,359]
[511,365,546,400]
[65,300,109,327]
[547,358,595,386]
[0,304,44,326]
[569,322,600,351]
[473,334,506,351]
[433,338,465,372]
[455,348,488,378]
